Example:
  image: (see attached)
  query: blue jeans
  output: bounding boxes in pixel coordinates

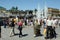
[4,24,6,28]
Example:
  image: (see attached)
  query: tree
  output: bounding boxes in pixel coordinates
[29,10,33,14]
[0,6,6,10]
[15,6,18,14]
[9,6,19,14]
[9,7,15,14]
[16,6,18,10]
[34,9,37,13]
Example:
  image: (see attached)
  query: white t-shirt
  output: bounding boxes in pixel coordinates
[34,19,40,25]
[44,19,47,23]
[47,19,53,26]
[59,20,60,23]
[53,20,56,25]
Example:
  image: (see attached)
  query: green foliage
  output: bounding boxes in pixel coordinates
[9,6,19,14]
[58,14,60,16]
[34,9,37,13]
[0,6,6,10]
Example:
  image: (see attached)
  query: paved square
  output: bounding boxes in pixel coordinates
[0,25,60,40]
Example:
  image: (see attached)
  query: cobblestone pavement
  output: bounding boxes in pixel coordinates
[0,25,60,40]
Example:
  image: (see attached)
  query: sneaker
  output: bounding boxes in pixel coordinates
[19,36,20,37]
[45,37,49,39]
[12,34,14,35]
[10,35,12,37]
[33,35,36,37]
[33,35,37,37]
[55,35,57,39]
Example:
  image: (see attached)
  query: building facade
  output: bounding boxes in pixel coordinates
[48,7,60,19]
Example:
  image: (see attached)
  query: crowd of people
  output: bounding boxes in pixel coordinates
[0,16,59,40]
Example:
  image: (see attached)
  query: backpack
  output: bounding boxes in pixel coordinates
[18,22,23,26]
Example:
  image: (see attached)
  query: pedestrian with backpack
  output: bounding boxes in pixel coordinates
[18,19,23,37]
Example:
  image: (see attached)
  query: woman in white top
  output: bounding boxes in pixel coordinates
[45,16,53,39]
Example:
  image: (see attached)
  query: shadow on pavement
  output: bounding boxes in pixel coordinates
[22,34,28,37]
[34,34,43,37]
[12,33,28,37]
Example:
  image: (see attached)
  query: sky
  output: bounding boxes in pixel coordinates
[0,0,60,10]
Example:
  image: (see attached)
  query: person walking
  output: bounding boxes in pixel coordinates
[33,19,42,37]
[10,18,15,37]
[52,18,57,38]
[0,26,1,38]
[3,19,7,28]
[43,18,47,28]
[45,16,53,39]
[18,19,23,37]
[43,18,47,37]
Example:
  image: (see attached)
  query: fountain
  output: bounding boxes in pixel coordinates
[36,4,41,19]
[44,2,48,18]
[35,3,42,24]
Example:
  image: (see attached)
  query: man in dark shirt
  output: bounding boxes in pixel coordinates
[0,19,3,38]
[10,18,15,37]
